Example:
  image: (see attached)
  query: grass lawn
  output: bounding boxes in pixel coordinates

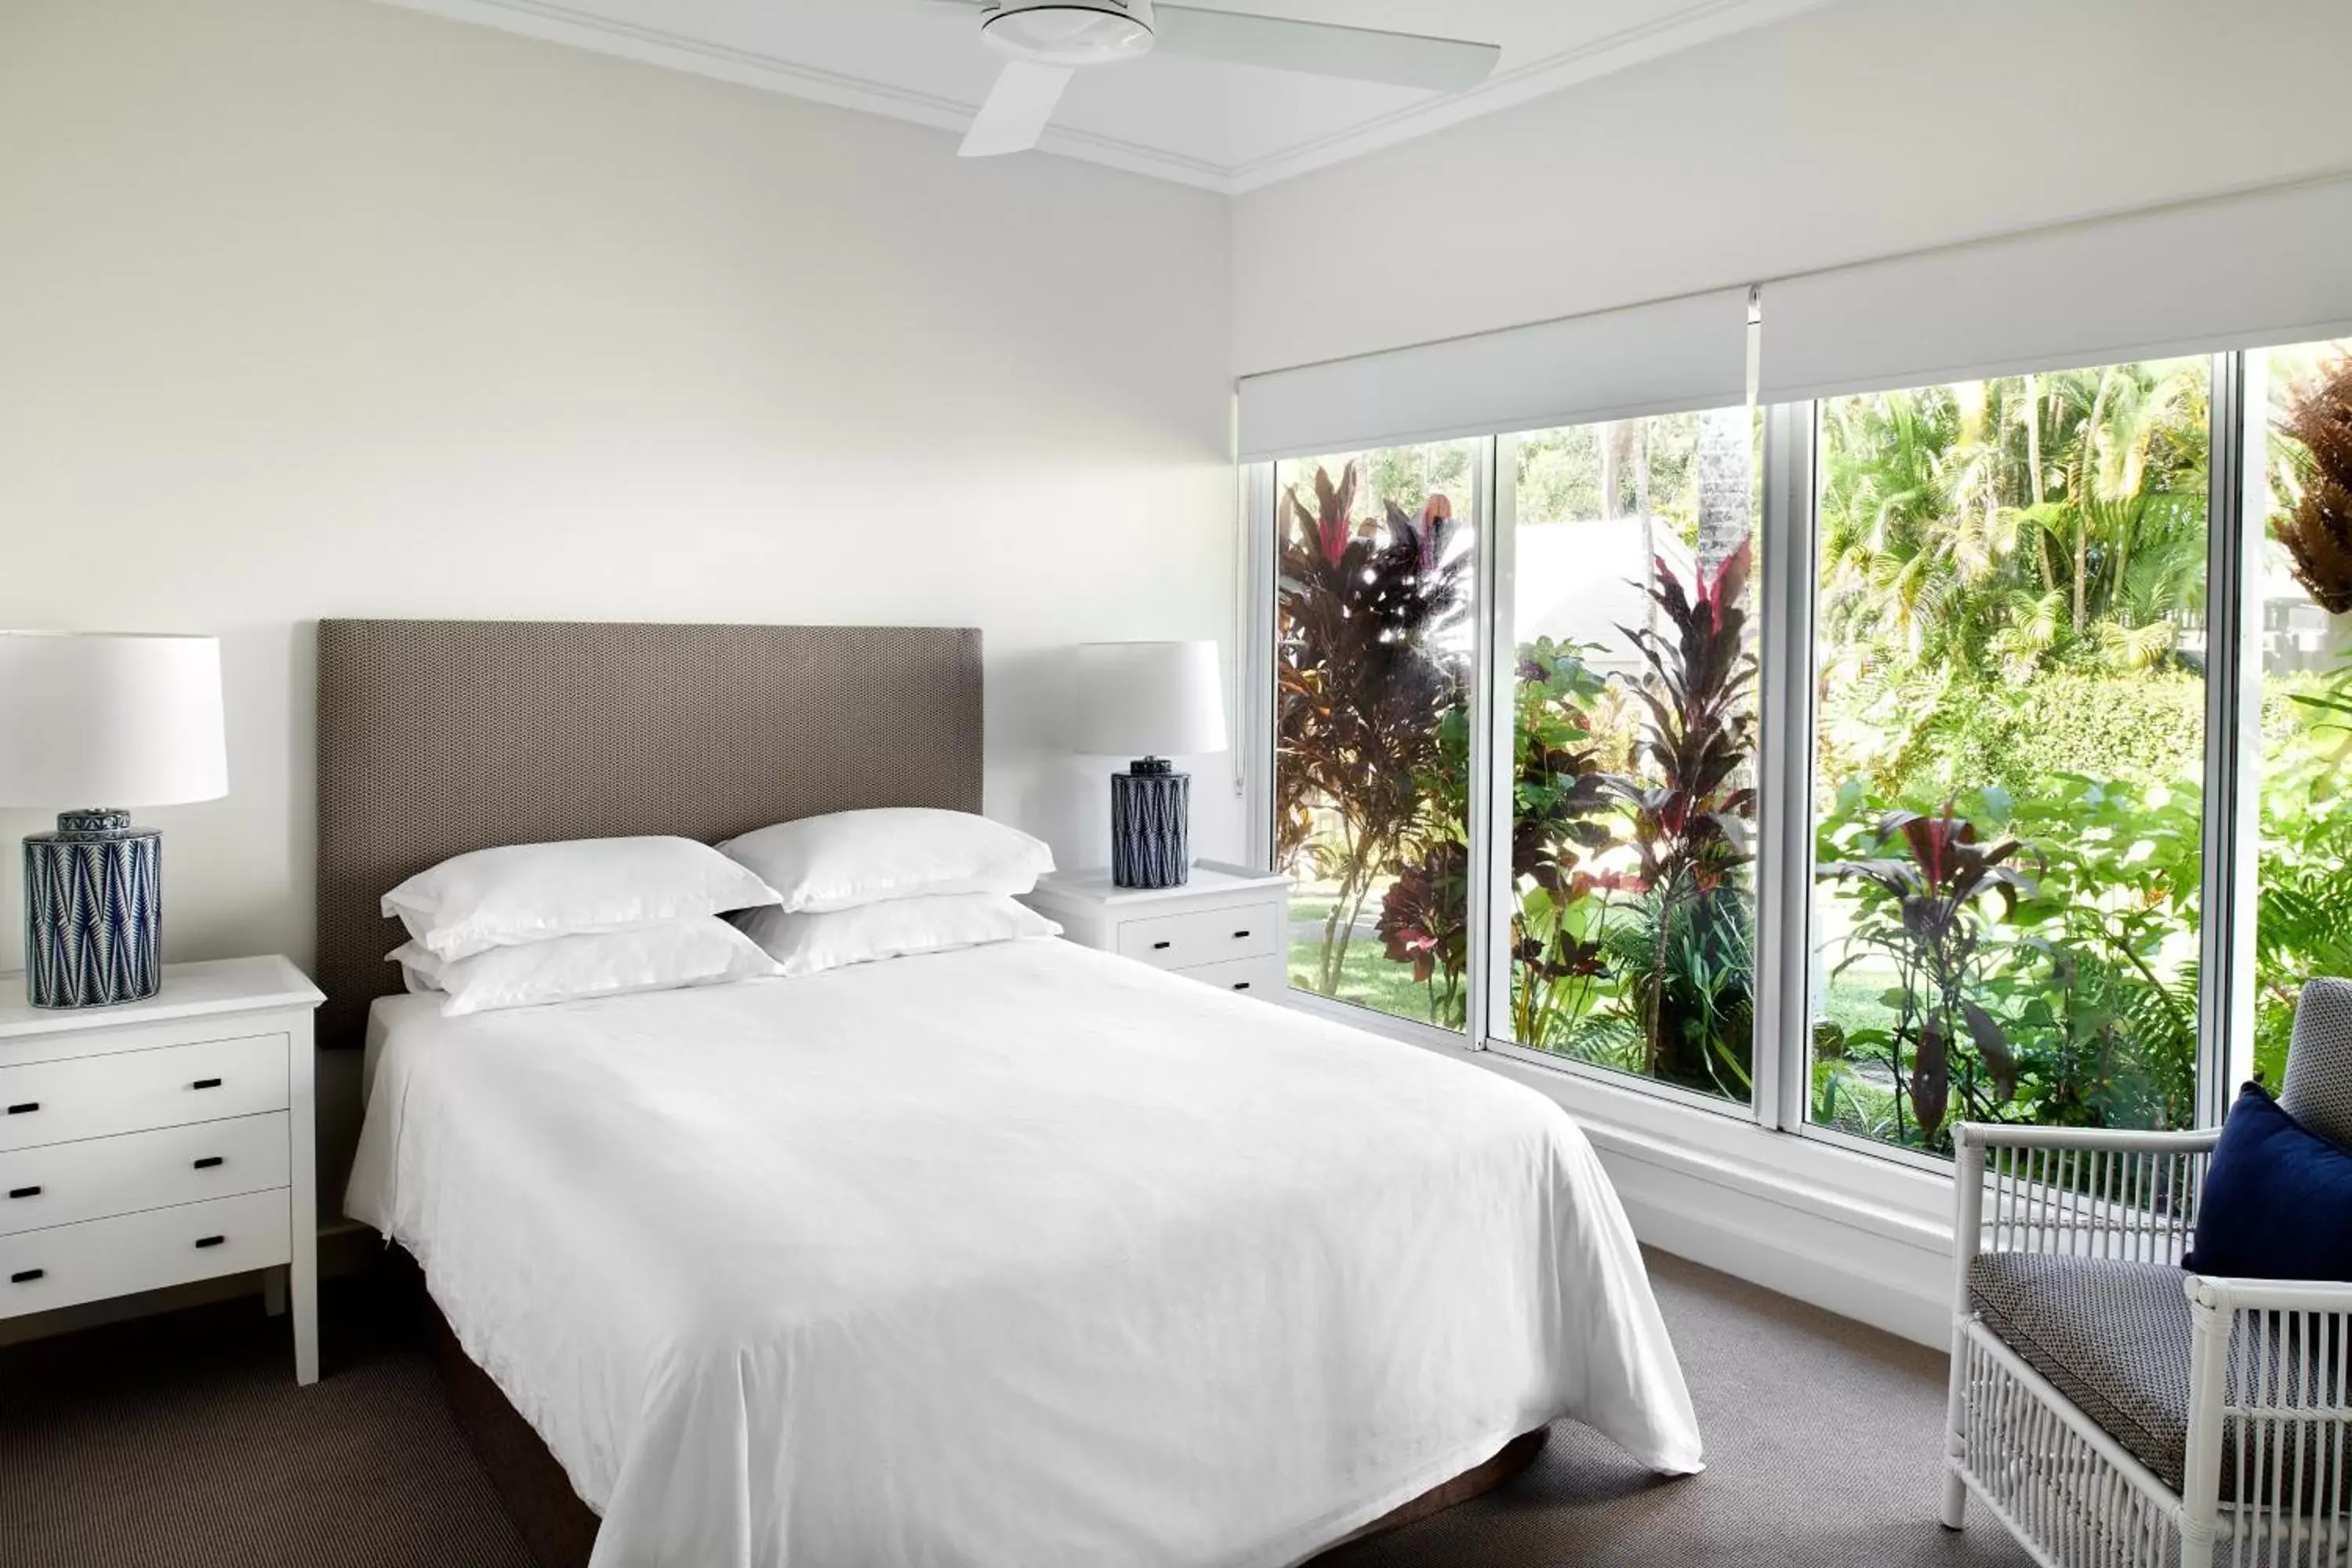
[1287,891,1454,1027]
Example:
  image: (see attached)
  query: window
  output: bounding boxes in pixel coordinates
[1245,328,2349,1176]
[1806,363,2212,1153]
[2254,339,2352,1086]
[1497,408,1759,1103]
[1274,442,1479,1030]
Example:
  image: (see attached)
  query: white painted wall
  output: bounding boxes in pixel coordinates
[1232,0,2352,375]
[0,0,1234,1188]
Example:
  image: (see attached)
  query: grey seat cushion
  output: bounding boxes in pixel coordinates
[2282,978,2352,1152]
[1972,1252,2352,1508]
[1969,1253,2196,1490]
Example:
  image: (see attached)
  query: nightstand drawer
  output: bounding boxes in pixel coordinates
[1116,903,1284,969]
[0,1113,290,1236]
[0,1186,291,1320]
[0,1033,288,1152]
[1177,953,1287,999]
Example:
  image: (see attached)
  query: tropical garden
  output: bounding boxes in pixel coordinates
[1276,342,2352,1158]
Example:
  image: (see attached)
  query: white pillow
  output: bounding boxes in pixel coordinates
[383,836,781,962]
[391,917,779,1016]
[735,893,1060,978]
[718,808,1054,914]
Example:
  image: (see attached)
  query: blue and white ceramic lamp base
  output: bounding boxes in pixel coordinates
[24,808,163,1008]
[1110,760,1190,889]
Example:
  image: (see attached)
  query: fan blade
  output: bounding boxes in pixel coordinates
[958,60,1075,158]
[1152,5,1498,92]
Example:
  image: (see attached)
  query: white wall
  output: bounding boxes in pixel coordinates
[1232,0,2352,374]
[0,0,1235,1187]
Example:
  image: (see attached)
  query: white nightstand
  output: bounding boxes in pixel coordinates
[0,956,325,1382]
[1024,861,1292,1000]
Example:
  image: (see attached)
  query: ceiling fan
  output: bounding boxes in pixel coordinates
[907,0,1504,158]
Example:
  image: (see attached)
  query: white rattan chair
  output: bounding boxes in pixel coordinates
[1941,980,2352,1568]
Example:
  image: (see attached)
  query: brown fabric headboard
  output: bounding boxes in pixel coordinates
[314,619,982,1051]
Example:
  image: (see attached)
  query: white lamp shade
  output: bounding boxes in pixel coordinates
[1071,641,1227,758]
[0,632,228,807]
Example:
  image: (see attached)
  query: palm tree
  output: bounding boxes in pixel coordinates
[1817,361,2209,681]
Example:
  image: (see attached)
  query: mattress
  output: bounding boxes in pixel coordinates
[345,937,1701,1567]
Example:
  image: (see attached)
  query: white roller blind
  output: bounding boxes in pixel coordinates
[1236,287,1751,463]
[1759,175,2352,402]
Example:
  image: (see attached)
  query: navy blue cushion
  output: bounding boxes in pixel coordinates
[2187,1084,2352,1281]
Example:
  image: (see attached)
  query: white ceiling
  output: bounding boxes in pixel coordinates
[378,0,1835,192]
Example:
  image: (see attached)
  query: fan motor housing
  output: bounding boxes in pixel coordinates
[980,0,1156,67]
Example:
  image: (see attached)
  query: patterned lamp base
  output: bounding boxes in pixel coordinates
[24,809,162,1009]
[1110,760,1190,889]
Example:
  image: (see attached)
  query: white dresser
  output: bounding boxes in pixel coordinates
[1023,861,1292,1000]
[0,956,324,1382]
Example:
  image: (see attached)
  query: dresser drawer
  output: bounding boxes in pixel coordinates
[0,1186,291,1320]
[1116,902,1284,970]
[1176,953,1287,1000]
[0,1113,290,1237]
[0,1033,288,1152]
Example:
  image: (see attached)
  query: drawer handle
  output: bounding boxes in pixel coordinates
[1231,982,1251,991]
[193,1156,225,1171]
[194,1235,226,1250]
[1152,941,1171,950]
[7,1185,38,1200]
[10,1269,42,1284]
[5,1102,37,1116]
[1232,929,1251,939]
[192,1078,223,1091]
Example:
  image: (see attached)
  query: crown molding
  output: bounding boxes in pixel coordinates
[370,0,1831,196]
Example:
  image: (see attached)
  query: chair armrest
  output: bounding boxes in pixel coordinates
[2180,1275,2352,1528]
[2190,1274,2352,1316]
[1954,1122,2223,1156]
[1951,1123,2216,1267]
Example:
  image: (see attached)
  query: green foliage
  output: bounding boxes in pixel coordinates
[2254,661,2352,1080]
[1813,775,2203,1153]
[1820,669,2209,803]
[2001,777,2202,1131]
[1507,639,1624,1046]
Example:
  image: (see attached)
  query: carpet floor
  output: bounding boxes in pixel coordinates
[0,1250,2034,1567]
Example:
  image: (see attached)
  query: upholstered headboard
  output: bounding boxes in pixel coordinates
[314,619,983,1051]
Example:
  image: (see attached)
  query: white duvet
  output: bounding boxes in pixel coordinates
[346,938,1700,1567]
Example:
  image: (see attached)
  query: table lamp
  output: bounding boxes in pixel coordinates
[0,632,227,1007]
[1071,641,1226,888]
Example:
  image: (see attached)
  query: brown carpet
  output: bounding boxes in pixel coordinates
[0,1250,2031,1567]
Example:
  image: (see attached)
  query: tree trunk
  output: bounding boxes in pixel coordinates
[2074,514,2089,634]
[1696,405,1753,578]
[1602,421,1639,520]
[2026,378,2058,590]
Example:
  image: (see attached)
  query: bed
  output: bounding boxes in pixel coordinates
[321,619,1702,1567]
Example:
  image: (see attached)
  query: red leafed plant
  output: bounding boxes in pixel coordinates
[1375,837,1467,994]
[1606,542,1759,1089]
[1820,805,2041,1147]
[1278,463,1469,997]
